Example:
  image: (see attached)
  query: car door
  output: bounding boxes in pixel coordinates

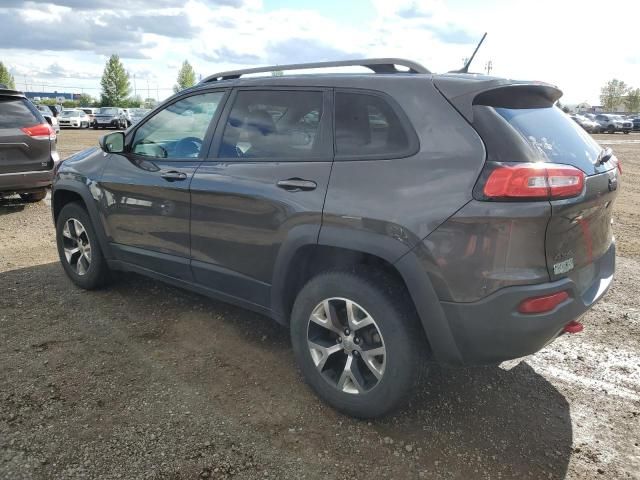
[99,89,228,280]
[189,88,333,309]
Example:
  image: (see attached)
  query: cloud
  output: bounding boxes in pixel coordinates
[266,38,362,65]
[1,0,245,9]
[199,46,261,65]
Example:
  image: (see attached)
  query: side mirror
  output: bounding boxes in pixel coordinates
[99,131,125,153]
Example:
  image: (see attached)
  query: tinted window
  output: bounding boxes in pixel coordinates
[0,97,41,128]
[495,106,601,167]
[219,90,326,159]
[335,92,410,157]
[132,91,224,159]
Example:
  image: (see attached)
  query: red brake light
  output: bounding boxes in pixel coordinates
[518,291,569,314]
[483,164,585,200]
[21,123,55,141]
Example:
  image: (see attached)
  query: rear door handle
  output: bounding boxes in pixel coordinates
[160,170,187,181]
[277,178,317,191]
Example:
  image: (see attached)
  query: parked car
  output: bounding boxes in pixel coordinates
[596,114,633,134]
[121,108,134,127]
[129,108,150,125]
[0,85,59,202]
[51,58,620,417]
[59,109,91,129]
[80,107,97,125]
[35,104,60,134]
[570,114,601,133]
[633,117,640,131]
[93,107,128,129]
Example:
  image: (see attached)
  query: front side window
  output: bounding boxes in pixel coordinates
[219,90,326,159]
[132,91,224,159]
[335,91,411,157]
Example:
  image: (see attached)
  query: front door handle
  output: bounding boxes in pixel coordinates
[160,170,187,182]
[277,178,317,191]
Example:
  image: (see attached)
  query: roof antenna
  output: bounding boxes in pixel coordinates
[450,32,487,73]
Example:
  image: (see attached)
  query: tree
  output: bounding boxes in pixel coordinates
[100,54,130,106]
[624,88,640,114]
[173,60,196,93]
[0,61,16,89]
[77,93,95,106]
[600,79,628,112]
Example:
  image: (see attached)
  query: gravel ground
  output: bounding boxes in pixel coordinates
[1,130,639,479]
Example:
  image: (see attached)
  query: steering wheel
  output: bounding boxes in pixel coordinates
[174,136,203,157]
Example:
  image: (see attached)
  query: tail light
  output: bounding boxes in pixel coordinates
[518,291,569,314]
[480,163,585,200]
[21,123,56,141]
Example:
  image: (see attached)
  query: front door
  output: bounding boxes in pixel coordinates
[99,90,227,280]
[190,88,333,309]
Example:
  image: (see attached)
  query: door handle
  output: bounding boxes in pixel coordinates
[160,170,187,181]
[277,178,317,191]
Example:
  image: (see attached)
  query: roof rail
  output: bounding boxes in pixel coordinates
[201,58,430,83]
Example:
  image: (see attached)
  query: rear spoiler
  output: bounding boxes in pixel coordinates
[433,75,562,122]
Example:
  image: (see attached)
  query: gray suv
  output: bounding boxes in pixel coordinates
[51,59,619,417]
[1,85,59,201]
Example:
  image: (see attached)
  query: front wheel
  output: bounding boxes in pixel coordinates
[56,202,111,290]
[290,269,424,418]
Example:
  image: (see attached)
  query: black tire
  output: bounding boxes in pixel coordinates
[290,268,424,418]
[608,126,615,134]
[19,190,47,203]
[55,202,111,290]
[623,130,630,134]
[93,124,98,130]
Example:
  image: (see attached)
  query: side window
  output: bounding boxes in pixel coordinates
[219,90,325,159]
[132,91,224,159]
[335,92,411,157]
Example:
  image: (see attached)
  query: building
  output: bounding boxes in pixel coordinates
[23,91,80,102]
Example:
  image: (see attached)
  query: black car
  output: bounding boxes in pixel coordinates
[0,85,59,201]
[633,117,640,131]
[51,59,619,417]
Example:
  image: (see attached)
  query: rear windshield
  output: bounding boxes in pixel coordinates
[495,106,601,167]
[0,97,41,128]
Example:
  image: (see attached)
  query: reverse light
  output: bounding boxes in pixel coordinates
[21,123,55,141]
[483,163,585,200]
[518,291,569,314]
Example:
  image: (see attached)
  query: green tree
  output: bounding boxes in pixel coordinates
[600,79,628,112]
[100,54,130,106]
[77,93,95,106]
[624,88,640,114]
[173,60,196,93]
[0,61,16,89]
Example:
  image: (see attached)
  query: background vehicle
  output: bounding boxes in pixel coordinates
[0,85,59,201]
[596,113,633,133]
[34,104,60,134]
[51,59,619,417]
[129,108,150,125]
[570,114,601,133]
[80,107,97,125]
[633,117,640,131]
[59,109,90,129]
[93,107,127,129]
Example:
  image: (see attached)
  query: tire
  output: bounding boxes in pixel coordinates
[624,130,630,134]
[290,268,424,418]
[93,124,98,130]
[55,202,111,290]
[19,190,47,203]
[608,125,615,134]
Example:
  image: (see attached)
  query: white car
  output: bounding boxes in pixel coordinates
[59,109,91,129]
[595,114,633,134]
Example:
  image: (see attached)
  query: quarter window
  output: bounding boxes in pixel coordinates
[335,92,411,157]
[132,91,224,159]
[219,90,326,159]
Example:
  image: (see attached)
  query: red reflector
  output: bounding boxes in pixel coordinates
[483,164,585,200]
[563,320,583,334]
[518,291,569,314]
[21,123,54,140]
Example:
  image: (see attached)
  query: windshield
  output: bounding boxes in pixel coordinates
[495,106,602,172]
[61,110,80,117]
[99,108,118,115]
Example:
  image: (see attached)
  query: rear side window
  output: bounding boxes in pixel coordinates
[335,91,412,158]
[495,106,601,168]
[218,90,327,159]
[0,97,41,128]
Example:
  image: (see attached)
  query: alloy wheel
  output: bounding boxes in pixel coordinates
[61,218,92,276]
[307,298,386,394]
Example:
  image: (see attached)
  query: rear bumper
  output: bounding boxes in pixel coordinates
[0,169,54,194]
[440,242,615,364]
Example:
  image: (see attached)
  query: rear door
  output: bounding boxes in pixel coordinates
[493,105,618,293]
[189,88,333,309]
[0,95,51,174]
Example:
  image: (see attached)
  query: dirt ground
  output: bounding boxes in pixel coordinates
[1,129,638,480]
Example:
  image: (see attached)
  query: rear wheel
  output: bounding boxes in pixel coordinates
[623,130,630,134]
[19,190,47,203]
[56,202,111,289]
[290,269,423,418]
